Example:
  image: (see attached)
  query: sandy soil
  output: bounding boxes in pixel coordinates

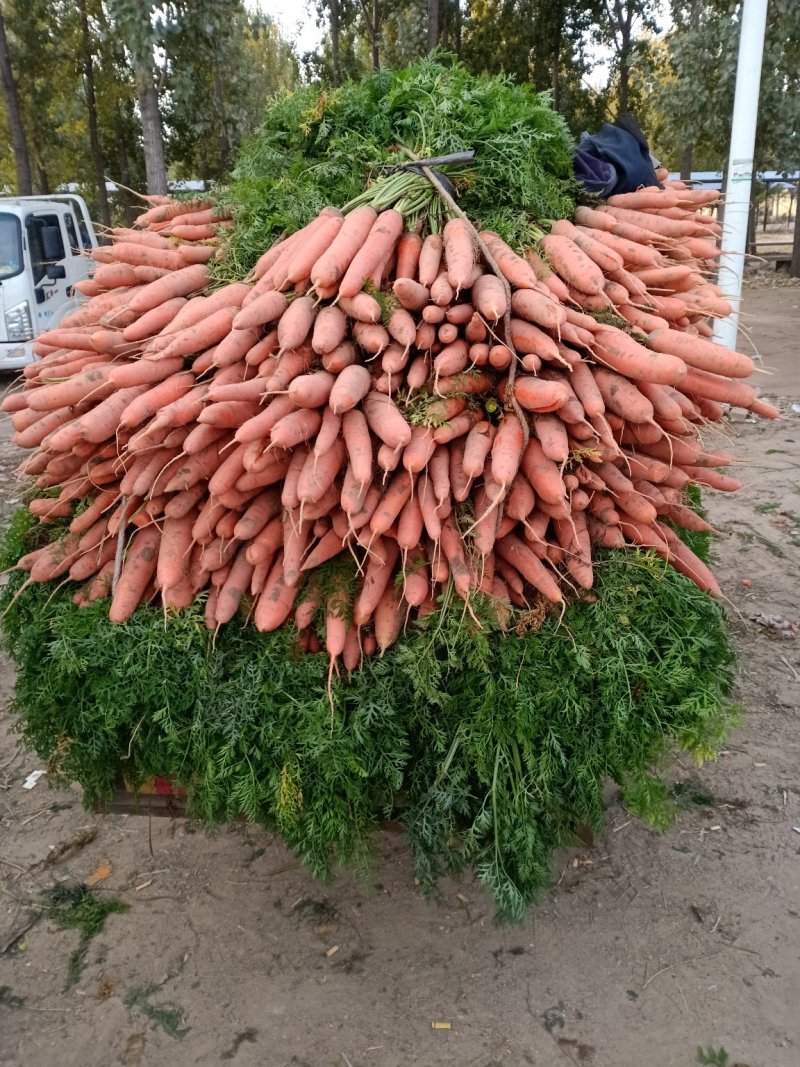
[0,286,798,1067]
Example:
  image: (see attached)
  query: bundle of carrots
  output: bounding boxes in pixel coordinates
[4,178,778,684]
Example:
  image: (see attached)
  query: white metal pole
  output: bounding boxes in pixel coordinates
[713,0,769,350]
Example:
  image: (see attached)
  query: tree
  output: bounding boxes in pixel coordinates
[166,4,297,185]
[596,0,659,116]
[77,0,111,226]
[0,3,31,194]
[649,0,800,174]
[108,0,168,194]
[427,0,439,50]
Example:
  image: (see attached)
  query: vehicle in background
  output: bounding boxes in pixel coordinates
[0,195,98,370]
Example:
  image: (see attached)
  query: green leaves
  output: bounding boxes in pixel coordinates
[0,504,738,923]
[217,56,576,275]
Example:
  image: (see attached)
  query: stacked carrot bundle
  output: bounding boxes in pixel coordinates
[4,180,778,673]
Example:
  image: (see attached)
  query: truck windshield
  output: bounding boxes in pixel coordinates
[0,213,23,280]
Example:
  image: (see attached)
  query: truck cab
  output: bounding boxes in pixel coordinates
[0,194,98,370]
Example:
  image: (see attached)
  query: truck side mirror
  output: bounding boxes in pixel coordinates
[45,263,67,281]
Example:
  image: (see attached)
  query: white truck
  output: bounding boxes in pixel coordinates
[0,194,99,370]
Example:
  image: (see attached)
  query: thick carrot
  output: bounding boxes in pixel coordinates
[310,205,377,290]
[646,329,755,379]
[297,437,345,505]
[276,295,315,353]
[678,367,757,409]
[479,232,539,289]
[284,211,344,286]
[435,371,492,397]
[514,377,571,413]
[490,415,524,493]
[460,421,492,480]
[579,226,662,268]
[520,439,567,507]
[508,319,560,362]
[269,408,322,450]
[369,470,414,536]
[317,341,355,376]
[541,234,605,295]
[311,305,347,355]
[337,409,370,487]
[396,232,423,280]
[126,264,210,314]
[393,277,430,311]
[443,218,475,291]
[253,556,297,631]
[386,308,416,350]
[417,233,443,287]
[471,274,507,321]
[401,426,436,474]
[550,219,623,273]
[510,288,566,332]
[155,513,194,590]
[533,413,569,463]
[108,242,188,271]
[592,327,688,386]
[496,533,563,602]
[362,393,412,449]
[108,526,160,623]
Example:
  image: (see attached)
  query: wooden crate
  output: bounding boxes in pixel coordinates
[93,771,188,818]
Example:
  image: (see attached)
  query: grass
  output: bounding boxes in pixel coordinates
[126,982,190,1039]
[0,507,739,923]
[43,884,129,988]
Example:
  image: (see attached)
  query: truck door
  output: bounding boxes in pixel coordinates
[61,209,93,292]
[25,212,72,334]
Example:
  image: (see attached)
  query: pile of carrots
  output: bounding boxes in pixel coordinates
[4,180,778,679]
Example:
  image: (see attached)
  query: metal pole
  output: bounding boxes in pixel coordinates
[713,0,769,349]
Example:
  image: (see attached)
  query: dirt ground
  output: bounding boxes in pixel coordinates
[1,286,798,1067]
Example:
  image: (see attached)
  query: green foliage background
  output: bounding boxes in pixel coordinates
[0,507,736,922]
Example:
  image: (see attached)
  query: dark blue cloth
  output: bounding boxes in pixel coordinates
[574,121,662,198]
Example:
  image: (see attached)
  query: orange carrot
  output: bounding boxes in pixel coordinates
[443,218,475,291]
[312,305,348,354]
[418,233,443,287]
[592,327,688,386]
[496,533,563,602]
[396,232,423,279]
[109,526,160,623]
[126,264,210,314]
[311,205,377,290]
[232,290,287,332]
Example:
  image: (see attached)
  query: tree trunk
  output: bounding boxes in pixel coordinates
[453,0,462,56]
[791,181,800,278]
[329,0,341,86]
[618,43,630,113]
[680,144,693,182]
[427,0,439,51]
[134,64,168,195]
[213,70,231,176]
[370,0,380,69]
[0,7,32,195]
[551,35,561,111]
[78,0,111,227]
[115,134,137,226]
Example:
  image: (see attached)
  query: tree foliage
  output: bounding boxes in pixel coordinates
[647,0,800,173]
[0,1,297,212]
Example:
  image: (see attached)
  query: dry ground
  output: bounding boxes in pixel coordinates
[0,286,798,1067]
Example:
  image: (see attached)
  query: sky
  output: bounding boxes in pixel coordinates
[252,0,323,55]
[251,0,668,89]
